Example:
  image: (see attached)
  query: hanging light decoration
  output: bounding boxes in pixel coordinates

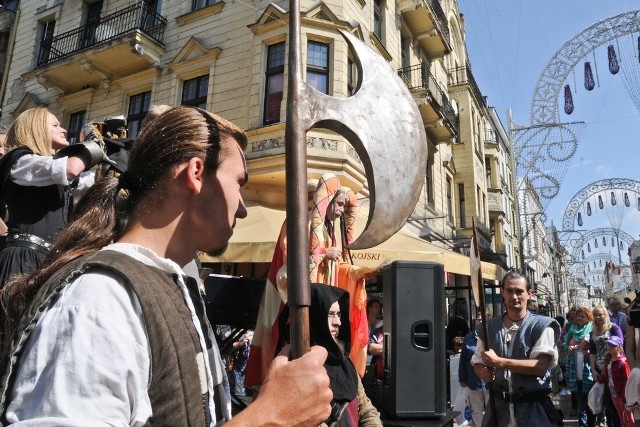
[578,212,583,226]
[564,84,574,114]
[587,201,592,216]
[624,192,630,207]
[584,62,595,90]
[608,45,620,74]
[611,191,617,206]
[598,195,604,209]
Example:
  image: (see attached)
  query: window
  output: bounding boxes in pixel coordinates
[485,156,492,186]
[446,177,453,223]
[373,0,383,41]
[425,159,434,205]
[401,37,410,70]
[476,118,482,154]
[181,75,208,108]
[140,0,162,29]
[458,183,466,228]
[144,0,161,13]
[82,1,103,49]
[0,33,10,53]
[192,0,217,11]
[347,58,357,96]
[477,185,482,222]
[127,91,152,139]
[37,19,56,66]
[67,111,86,145]
[264,42,285,124]
[307,41,329,94]
[483,193,487,222]
[420,62,428,88]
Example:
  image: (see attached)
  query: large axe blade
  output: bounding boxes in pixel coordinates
[299,30,428,249]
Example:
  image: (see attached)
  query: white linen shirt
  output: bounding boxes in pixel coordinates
[6,243,218,426]
[470,322,558,427]
[11,154,94,198]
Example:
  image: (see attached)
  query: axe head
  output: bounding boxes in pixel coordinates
[300,30,429,249]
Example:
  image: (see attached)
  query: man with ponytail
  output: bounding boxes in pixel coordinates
[0,106,332,426]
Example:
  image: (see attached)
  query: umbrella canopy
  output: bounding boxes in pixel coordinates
[200,204,503,281]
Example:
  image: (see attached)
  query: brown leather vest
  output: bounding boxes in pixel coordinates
[0,251,211,425]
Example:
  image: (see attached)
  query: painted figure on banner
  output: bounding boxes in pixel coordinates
[246,172,373,388]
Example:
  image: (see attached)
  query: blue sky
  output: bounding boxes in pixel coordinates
[459,0,640,266]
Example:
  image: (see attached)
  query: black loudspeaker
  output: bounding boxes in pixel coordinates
[379,261,447,419]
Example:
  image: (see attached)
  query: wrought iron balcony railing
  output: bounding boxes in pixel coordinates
[449,65,486,108]
[398,63,458,134]
[425,0,450,50]
[37,2,167,67]
[485,128,497,145]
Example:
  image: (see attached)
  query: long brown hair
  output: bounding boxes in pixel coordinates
[1,106,247,325]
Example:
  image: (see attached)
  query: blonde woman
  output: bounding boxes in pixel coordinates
[0,107,103,285]
[590,305,624,426]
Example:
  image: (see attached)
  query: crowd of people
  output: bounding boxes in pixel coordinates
[2,105,640,427]
[0,106,336,425]
[556,298,637,427]
[448,278,640,427]
[0,105,383,425]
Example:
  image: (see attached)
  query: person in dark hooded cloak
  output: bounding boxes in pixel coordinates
[279,283,382,426]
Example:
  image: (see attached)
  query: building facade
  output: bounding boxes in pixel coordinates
[1,0,518,302]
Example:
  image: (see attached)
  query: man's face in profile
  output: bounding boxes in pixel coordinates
[327,192,347,221]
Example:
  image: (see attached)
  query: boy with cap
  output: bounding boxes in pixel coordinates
[598,335,635,427]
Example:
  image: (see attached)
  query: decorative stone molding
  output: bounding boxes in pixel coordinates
[35,0,63,16]
[251,136,284,152]
[176,2,225,26]
[307,136,338,151]
[487,191,502,211]
[251,135,343,153]
[346,145,359,160]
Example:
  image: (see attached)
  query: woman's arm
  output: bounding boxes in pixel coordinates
[11,154,87,187]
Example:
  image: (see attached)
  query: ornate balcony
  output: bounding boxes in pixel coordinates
[29,2,166,93]
[397,0,452,59]
[398,64,458,142]
[0,0,17,33]
[487,188,506,216]
[449,65,486,108]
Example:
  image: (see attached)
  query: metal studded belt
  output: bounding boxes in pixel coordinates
[6,233,53,252]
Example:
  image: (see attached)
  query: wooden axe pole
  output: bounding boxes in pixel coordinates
[471,218,498,426]
[285,0,310,359]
